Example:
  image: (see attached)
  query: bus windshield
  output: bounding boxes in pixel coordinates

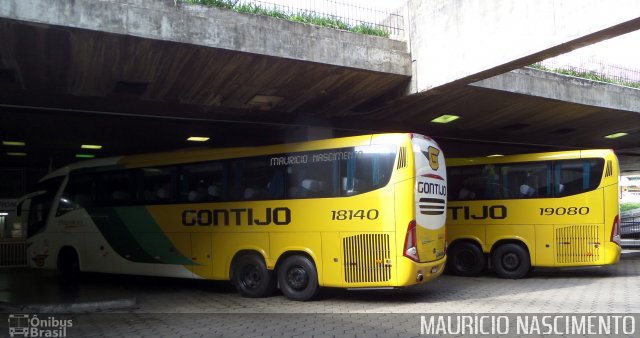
[26,177,64,238]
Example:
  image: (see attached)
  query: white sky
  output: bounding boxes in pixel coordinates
[552,29,640,68]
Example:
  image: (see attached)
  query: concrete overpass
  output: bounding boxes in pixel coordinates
[1,0,640,175]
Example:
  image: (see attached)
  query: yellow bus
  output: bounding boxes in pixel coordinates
[445,149,621,279]
[17,133,447,300]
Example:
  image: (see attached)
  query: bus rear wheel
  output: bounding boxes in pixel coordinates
[491,243,530,279]
[232,254,276,298]
[277,255,319,301]
[447,242,485,277]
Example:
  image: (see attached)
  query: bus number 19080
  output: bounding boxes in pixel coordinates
[539,207,589,216]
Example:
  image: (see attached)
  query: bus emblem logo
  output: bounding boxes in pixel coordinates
[425,146,440,171]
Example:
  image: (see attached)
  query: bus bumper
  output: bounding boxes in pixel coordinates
[603,242,622,265]
[397,255,447,286]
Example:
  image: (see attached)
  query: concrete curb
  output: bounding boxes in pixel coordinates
[2,298,137,313]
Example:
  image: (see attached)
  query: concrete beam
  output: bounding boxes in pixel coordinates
[407,0,640,93]
[473,68,640,114]
[0,0,410,75]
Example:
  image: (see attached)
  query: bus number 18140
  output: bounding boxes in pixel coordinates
[331,209,379,221]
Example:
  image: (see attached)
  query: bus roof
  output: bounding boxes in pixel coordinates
[39,133,415,182]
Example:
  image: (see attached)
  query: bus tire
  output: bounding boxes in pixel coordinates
[447,242,485,277]
[231,254,276,298]
[57,247,80,281]
[491,243,530,279]
[277,255,319,301]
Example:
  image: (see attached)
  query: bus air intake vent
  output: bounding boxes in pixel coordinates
[605,160,613,177]
[419,198,445,215]
[397,147,407,169]
[556,225,601,263]
[343,234,391,283]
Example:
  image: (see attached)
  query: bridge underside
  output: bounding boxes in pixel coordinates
[1,12,640,173]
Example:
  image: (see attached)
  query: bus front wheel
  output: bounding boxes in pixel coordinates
[231,254,276,298]
[447,242,485,277]
[491,243,530,279]
[277,255,319,301]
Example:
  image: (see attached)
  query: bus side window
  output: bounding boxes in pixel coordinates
[97,170,137,206]
[504,162,551,199]
[238,158,271,201]
[286,155,333,199]
[141,167,176,204]
[554,159,604,197]
[458,183,477,200]
[302,162,332,198]
[452,166,483,200]
[286,167,303,198]
[180,161,226,203]
[482,165,500,199]
[300,179,326,197]
[341,153,359,196]
[266,169,285,199]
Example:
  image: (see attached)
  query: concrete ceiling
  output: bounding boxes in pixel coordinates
[1,18,640,174]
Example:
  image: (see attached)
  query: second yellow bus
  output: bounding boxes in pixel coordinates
[445,149,621,279]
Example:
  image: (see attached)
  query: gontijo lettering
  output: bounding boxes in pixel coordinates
[182,207,291,226]
[417,182,447,196]
[448,205,507,220]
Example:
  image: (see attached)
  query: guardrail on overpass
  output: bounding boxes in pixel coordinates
[186,0,404,37]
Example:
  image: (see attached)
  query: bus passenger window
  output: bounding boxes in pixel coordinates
[180,162,226,202]
[266,169,285,199]
[458,186,476,200]
[97,170,137,206]
[141,167,176,204]
[482,165,500,199]
[554,159,604,197]
[519,184,535,197]
[299,179,326,197]
[503,162,551,199]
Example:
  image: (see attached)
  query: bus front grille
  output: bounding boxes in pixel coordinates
[556,225,601,263]
[343,234,391,283]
